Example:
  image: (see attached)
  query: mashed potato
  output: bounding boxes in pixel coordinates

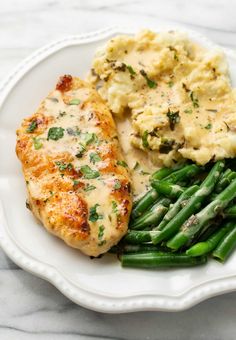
[88,30,236,166]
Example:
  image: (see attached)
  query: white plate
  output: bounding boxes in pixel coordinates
[1,25,236,313]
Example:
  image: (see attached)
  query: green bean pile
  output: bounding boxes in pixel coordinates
[111,160,236,268]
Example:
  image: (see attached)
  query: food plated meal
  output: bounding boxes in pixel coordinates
[16,29,236,269]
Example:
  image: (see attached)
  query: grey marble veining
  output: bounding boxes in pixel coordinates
[1,0,236,339]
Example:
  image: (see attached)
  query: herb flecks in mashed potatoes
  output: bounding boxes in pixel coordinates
[88,30,236,166]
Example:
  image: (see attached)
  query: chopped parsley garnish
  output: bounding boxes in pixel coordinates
[58,111,66,117]
[80,165,100,179]
[112,201,118,214]
[168,81,174,88]
[32,137,43,150]
[159,139,174,154]
[114,180,121,190]
[206,109,217,113]
[140,170,150,175]
[89,204,103,222]
[55,161,73,171]
[190,91,199,108]
[48,97,59,102]
[68,99,80,105]
[75,143,86,158]
[205,123,212,130]
[140,69,157,88]
[73,179,80,186]
[80,132,97,146]
[142,130,149,148]
[26,120,37,133]
[184,108,192,114]
[90,152,101,164]
[84,184,96,192]
[67,127,80,136]
[47,127,64,141]
[174,52,179,61]
[133,161,140,170]
[168,46,179,61]
[166,110,180,131]
[98,225,105,246]
[126,65,136,76]
[117,160,128,167]
[98,225,105,239]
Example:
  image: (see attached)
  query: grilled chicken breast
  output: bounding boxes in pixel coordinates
[16,75,132,257]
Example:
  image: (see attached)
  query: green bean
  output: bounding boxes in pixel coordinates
[215,169,236,193]
[132,164,201,219]
[151,185,199,244]
[123,230,152,244]
[131,189,159,219]
[121,252,207,268]
[109,244,163,254]
[167,176,236,251]
[213,222,236,262]
[158,164,202,184]
[151,182,186,198]
[151,160,225,244]
[224,205,236,218]
[151,163,187,181]
[130,198,170,230]
[151,167,174,181]
[186,221,235,257]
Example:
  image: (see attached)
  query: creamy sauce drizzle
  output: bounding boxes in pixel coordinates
[115,116,158,199]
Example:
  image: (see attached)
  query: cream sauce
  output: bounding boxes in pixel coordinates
[114,115,158,199]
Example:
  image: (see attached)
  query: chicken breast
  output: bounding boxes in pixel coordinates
[16,75,132,257]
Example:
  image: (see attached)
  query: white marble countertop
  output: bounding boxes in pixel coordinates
[1,0,236,339]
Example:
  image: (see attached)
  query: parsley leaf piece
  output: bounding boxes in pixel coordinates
[117,160,128,168]
[114,180,121,190]
[32,137,43,150]
[55,161,73,171]
[68,99,80,105]
[127,65,136,76]
[98,225,105,240]
[84,184,96,192]
[80,165,100,179]
[89,204,103,222]
[168,81,174,88]
[159,139,174,154]
[112,201,118,214]
[75,143,86,158]
[205,123,212,130]
[140,69,157,88]
[90,152,101,164]
[140,170,150,175]
[67,127,80,136]
[142,130,149,148]
[48,97,59,103]
[190,91,199,108]
[47,127,64,141]
[184,108,192,114]
[133,161,140,170]
[80,132,97,146]
[73,179,80,186]
[58,111,66,117]
[166,110,180,131]
[206,109,217,113]
[26,120,38,133]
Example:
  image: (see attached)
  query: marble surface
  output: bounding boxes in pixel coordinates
[1,0,236,339]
